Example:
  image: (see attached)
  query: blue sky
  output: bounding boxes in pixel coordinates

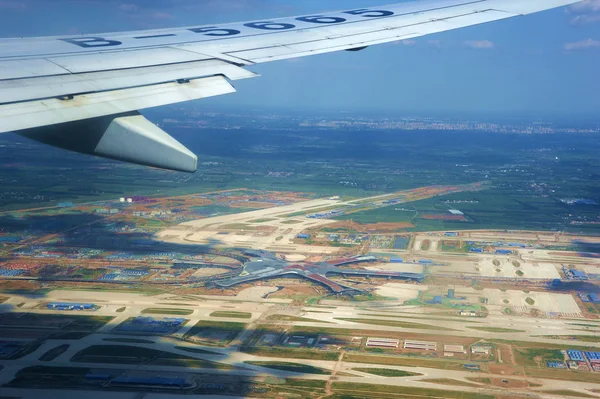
[1,0,599,117]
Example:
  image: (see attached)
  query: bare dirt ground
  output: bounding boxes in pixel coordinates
[482,289,581,315]
[488,364,522,376]
[235,286,280,300]
[270,284,321,298]
[191,268,231,277]
[490,378,532,388]
[366,263,424,274]
[374,283,425,302]
[282,254,307,262]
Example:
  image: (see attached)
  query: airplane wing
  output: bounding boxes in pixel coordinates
[0,0,581,172]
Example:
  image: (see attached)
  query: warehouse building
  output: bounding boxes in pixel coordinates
[570,269,589,280]
[547,362,567,369]
[568,350,586,361]
[586,351,600,362]
[471,345,491,355]
[366,337,400,349]
[404,340,437,351]
[444,344,466,354]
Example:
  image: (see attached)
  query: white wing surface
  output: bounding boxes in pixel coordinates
[0,0,581,172]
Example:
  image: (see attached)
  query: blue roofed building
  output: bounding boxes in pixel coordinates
[47,302,96,311]
[0,269,25,277]
[585,351,600,361]
[570,269,589,280]
[568,350,585,361]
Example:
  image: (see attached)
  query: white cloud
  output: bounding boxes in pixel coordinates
[151,11,174,20]
[571,14,600,24]
[568,0,600,25]
[564,38,600,50]
[569,0,600,12]
[118,3,139,12]
[401,40,417,46]
[427,40,442,48]
[465,40,494,49]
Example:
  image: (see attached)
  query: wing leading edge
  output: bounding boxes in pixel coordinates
[0,0,581,172]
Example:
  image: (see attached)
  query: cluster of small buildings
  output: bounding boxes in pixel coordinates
[459,310,482,317]
[366,337,483,357]
[106,253,137,261]
[119,196,154,204]
[100,268,149,281]
[94,208,120,215]
[548,350,600,372]
[468,240,528,254]
[0,268,25,277]
[369,235,395,249]
[115,316,186,335]
[283,335,317,347]
[469,248,514,255]
[0,263,36,276]
[46,302,96,311]
[13,247,64,259]
[132,210,172,218]
[310,233,370,245]
[564,267,589,280]
[579,292,600,303]
[306,209,344,219]
[15,246,102,260]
